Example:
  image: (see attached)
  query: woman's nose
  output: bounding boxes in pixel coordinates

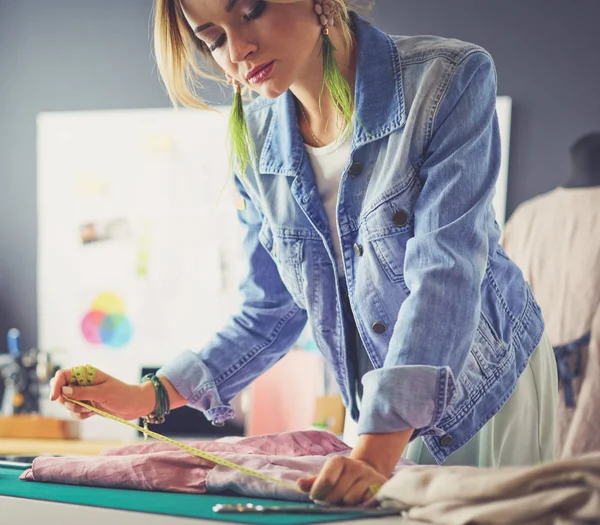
[228,34,256,64]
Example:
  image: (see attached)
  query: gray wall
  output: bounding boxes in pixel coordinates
[370,0,600,210]
[1,0,599,352]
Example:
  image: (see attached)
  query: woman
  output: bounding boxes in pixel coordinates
[51,0,557,506]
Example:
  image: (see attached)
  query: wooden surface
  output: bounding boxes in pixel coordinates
[0,415,79,439]
[0,437,139,456]
[313,395,346,435]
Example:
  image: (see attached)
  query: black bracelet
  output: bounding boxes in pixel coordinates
[141,374,170,436]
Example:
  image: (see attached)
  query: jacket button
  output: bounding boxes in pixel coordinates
[440,435,452,447]
[372,322,386,334]
[393,210,409,227]
[348,161,363,176]
[353,243,364,257]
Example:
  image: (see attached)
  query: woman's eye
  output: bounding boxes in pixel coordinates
[208,33,227,52]
[205,0,267,53]
[244,0,267,21]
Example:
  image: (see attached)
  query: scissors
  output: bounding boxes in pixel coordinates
[213,502,399,515]
[0,460,33,470]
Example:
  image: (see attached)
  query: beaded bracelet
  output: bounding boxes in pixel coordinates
[141,374,171,438]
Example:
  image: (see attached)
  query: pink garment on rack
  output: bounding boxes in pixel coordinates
[20,430,414,501]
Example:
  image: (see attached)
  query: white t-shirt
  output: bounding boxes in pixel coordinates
[305,133,352,271]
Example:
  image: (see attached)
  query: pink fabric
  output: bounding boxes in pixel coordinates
[20,430,412,500]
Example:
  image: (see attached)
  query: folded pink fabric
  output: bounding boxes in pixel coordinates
[21,430,412,500]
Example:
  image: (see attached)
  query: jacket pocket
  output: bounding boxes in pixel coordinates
[458,313,509,393]
[369,227,413,291]
[475,311,507,360]
[363,176,419,292]
[258,221,305,307]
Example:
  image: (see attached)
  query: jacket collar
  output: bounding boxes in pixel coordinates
[259,13,406,177]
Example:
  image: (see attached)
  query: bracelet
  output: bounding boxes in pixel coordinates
[141,374,171,437]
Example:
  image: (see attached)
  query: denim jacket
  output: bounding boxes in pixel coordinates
[159,14,545,464]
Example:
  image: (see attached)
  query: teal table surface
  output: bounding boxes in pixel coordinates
[0,466,396,524]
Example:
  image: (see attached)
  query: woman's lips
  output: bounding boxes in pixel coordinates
[246,61,275,85]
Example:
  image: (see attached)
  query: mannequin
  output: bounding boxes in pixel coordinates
[502,130,600,458]
[563,132,600,188]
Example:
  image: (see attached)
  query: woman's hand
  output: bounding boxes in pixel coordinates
[297,456,388,505]
[298,429,414,505]
[49,367,155,421]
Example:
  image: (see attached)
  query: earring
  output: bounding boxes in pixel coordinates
[228,80,255,176]
[313,0,353,128]
[314,0,338,29]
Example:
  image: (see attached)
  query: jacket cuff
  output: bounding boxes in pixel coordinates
[356,365,456,434]
[157,350,235,425]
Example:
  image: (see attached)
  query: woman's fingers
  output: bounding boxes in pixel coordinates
[341,479,375,506]
[49,369,71,401]
[63,400,92,414]
[61,384,105,403]
[297,476,316,493]
[307,456,388,505]
[71,410,96,420]
[50,366,141,421]
[309,456,348,502]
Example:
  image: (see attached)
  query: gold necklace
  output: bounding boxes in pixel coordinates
[297,102,325,147]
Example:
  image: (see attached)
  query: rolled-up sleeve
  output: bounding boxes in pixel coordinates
[358,50,501,435]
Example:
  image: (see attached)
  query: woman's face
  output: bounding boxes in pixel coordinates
[181,0,321,99]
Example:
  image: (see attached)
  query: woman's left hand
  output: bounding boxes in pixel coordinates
[297,429,414,505]
[297,456,388,505]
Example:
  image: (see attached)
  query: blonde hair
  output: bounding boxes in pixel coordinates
[152,0,370,110]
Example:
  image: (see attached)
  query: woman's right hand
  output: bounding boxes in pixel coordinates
[49,367,155,422]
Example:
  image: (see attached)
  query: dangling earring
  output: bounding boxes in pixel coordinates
[227,79,255,176]
[314,0,353,132]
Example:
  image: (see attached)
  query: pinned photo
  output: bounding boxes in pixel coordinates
[79,218,131,245]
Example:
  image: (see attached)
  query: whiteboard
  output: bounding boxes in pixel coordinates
[37,107,245,438]
[495,96,512,227]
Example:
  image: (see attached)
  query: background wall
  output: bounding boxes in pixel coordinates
[1,0,599,352]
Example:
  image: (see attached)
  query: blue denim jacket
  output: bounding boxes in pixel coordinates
[159,14,545,464]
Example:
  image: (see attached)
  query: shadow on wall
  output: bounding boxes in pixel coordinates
[0,299,8,354]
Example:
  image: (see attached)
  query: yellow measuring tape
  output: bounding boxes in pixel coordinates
[65,365,305,494]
